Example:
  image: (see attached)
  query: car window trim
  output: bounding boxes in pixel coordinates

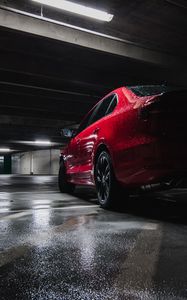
[105,94,118,116]
[87,99,104,127]
[75,107,95,136]
[89,93,118,126]
[76,93,118,136]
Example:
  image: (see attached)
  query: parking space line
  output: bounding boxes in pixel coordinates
[0,205,99,220]
[53,204,99,210]
[0,211,32,221]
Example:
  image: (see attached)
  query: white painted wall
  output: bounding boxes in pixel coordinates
[12,149,60,175]
[33,150,50,174]
[12,154,21,174]
[51,149,60,175]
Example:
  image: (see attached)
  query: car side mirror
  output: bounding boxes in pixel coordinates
[61,128,76,138]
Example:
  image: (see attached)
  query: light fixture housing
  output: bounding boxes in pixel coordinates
[0,148,11,152]
[34,140,51,145]
[31,0,113,22]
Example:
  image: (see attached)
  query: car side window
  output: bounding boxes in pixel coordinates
[105,95,117,116]
[76,94,117,135]
[76,109,94,135]
[89,95,116,126]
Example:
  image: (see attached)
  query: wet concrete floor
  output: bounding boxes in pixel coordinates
[1,175,187,299]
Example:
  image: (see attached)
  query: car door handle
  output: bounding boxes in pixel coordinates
[93,128,99,134]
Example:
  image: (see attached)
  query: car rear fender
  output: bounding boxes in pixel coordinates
[93,142,115,170]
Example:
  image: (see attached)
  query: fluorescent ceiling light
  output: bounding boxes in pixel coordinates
[31,0,113,22]
[0,148,11,152]
[34,140,51,145]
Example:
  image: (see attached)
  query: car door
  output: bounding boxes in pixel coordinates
[65,136,79,181]
[66,108,95,183]
[77,95,117,185]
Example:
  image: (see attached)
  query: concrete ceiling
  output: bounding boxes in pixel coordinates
[0,0,187,152]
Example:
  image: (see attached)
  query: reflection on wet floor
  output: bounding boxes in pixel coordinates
[1,175,187,299]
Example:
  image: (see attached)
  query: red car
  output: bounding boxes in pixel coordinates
[59,85,187,208]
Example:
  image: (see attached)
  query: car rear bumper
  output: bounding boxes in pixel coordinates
[117,138,187,187]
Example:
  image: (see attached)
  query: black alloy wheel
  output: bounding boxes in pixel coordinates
[58,161,75,194]
[95,151,119,209]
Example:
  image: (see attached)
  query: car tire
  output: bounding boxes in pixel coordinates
[95,151,126,209]
[58,161,75,194]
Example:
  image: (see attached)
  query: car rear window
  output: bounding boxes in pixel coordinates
[127,85,182,97]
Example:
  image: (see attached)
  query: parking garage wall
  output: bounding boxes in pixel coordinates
[12,149,60,175]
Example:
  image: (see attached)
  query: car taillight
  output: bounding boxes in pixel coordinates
[139,98,162,120]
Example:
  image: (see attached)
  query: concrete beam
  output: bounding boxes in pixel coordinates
[0,7,184,68]
[0,114,72,128]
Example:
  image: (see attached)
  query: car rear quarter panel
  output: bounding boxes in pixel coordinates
[111,88,157,186]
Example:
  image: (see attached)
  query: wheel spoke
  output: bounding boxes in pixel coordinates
[100,183,104,200]
[101,184,105,200]
[97,175,101,183]
[96,154,111,203]
[97,168,102,178]
[104,185,108,200]
[105,181,109,193]
[105,169,110,181]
